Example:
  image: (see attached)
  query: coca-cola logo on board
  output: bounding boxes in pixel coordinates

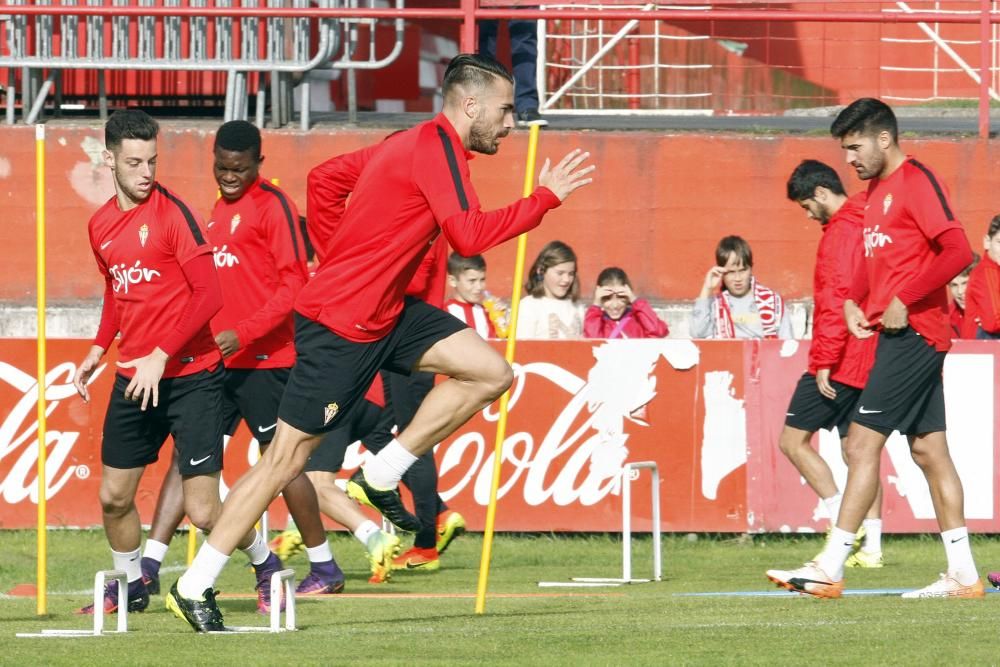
[0,360,106,504]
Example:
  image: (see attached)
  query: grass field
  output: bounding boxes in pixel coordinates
[3,530,1000,665]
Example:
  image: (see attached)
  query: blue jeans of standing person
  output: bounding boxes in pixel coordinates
[478,19,540,113]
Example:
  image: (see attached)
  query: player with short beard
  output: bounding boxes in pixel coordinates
[767,98,982,599]
[168,53,595,631]
[779,159,882,567]
[73,110,275,616]
[140,120,399,608]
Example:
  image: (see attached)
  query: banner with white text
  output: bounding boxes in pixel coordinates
[0,338,996,533]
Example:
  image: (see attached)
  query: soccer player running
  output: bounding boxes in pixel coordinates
[72,110,276,615]
[781,159,883,567]
[168,54,594,631]
[767,98,983,599]
[307,171,465,573]
[142,120,368,606]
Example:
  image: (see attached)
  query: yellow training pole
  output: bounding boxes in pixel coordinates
[474,122,542,614]
[35,124,48,617]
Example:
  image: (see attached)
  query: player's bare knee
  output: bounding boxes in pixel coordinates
[186,504,219,533]
[842,438,872,467]
[909,442,937,471]
[480,359,513,401]
[98,486,134,518]
[778,429,807,457]
[264,444,310,489]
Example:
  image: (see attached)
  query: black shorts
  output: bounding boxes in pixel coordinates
[304,399,383,473]
[102,364,224,476]
[853,327,946,436]
[784,372,861,436]
[222,368,289,445]
[279,297,466,435]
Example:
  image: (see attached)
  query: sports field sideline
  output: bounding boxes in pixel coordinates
[3,530,999,665]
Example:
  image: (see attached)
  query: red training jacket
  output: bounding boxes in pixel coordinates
[207,178,309,369]
[298,113,560,342]
[809,193,877,389]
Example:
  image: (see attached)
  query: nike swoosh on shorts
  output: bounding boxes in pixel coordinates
[189,455,212,466]
[258,423,277,433]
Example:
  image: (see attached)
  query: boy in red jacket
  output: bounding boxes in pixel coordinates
[961,216,1000,339]
[775,160,882,566]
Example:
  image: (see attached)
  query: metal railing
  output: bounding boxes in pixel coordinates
[0,1,997,135]
[0,0,406,127]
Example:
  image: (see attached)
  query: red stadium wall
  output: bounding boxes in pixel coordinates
[1,123,998,306]
[1,338,997,533]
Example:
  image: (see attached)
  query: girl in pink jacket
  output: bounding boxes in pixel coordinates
[584,267,669,339]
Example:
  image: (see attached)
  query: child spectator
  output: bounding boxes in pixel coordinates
[690,235,793,339]
[948,253,979,338]
[961,216,1000,339]
[516,240,584,339]
[584,267,669,339]
[444,252,507,338]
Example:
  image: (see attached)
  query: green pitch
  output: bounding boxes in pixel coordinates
[2,530,999,665]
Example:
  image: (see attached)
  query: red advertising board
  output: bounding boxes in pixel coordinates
[0,338,996,533]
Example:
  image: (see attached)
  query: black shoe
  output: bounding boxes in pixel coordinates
[166,581,226,632]
[346,469,422,532]
[516,109,548,127]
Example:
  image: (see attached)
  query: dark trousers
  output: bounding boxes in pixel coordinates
[365,370,447,549]
[478,19,540,113]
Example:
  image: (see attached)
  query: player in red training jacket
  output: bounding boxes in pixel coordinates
[768,98,981,600]
[776,160,882,569]
[170,54,594,631]
[72,110,270,617]
[145,121,394,611]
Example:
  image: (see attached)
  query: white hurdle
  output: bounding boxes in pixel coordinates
[225,568,297,633]
[17,570,128,638]
[539,461,662,587]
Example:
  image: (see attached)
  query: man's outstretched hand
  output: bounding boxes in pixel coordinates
[538,149,595,201]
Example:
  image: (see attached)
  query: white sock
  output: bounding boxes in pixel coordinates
[239,529,270,566]
[177,543,230,599]
[862,519,882,553]
[822,493,843,524]
[815,527,855,582]
[363,439,418,489]
[941,527,979,585]
[353,520,380,546]
[306,542,333,563]
[142,539,169,563]
[111,547,143,583]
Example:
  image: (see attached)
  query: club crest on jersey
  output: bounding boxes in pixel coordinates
[324,402,339,425]
[230,214,242,235]
[138,223,149,247]
[882,193,893,215]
